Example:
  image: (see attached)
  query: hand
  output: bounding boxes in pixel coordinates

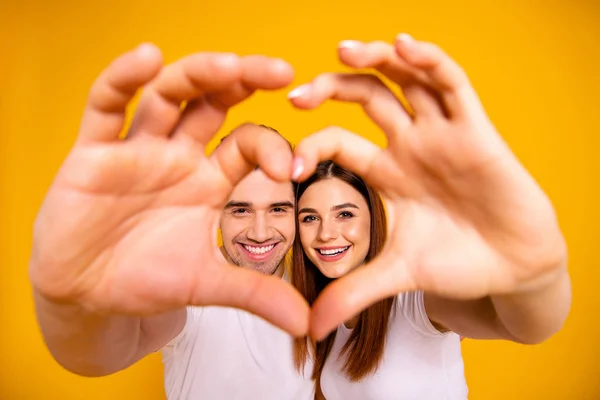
[29,44,309,336]
[289,35,567,339]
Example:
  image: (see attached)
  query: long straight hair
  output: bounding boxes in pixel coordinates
[292,161,395,381]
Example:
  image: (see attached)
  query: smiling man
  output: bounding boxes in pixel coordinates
[161,129,315,399]
[220,168,295,277]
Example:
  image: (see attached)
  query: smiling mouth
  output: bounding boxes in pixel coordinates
[317,246,350,256]
[240,243,277,256]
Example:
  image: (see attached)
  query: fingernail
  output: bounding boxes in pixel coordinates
[136,42,158,56]
[272,58,292,72]
[338,40,362,49]
[396,33,414,44]
[288,84,310,99]
[291,157,304,181]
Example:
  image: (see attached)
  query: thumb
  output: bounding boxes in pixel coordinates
[192,263,310,337]
[310,250,416,340]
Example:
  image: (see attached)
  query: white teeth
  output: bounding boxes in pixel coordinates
[318,247,349,256]
[243,244,275,255]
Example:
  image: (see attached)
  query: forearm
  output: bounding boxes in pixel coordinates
[491,265,571,344]
[34,292,185,376]
[426,265,571,344]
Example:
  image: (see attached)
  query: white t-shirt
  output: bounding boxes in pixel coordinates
[161,303,315,400]
[320,291,468,400]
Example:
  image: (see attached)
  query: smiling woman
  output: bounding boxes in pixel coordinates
[292,160,468,400]
[292,161,398,383]
[297,173,373,278]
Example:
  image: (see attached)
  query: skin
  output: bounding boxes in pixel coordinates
[297,178,371,280]
[220,168,296,277]
[289,34,571,345]
[29,45,308,377]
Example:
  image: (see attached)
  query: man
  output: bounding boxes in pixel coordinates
[29,44,312,398]
[162,159,314,398]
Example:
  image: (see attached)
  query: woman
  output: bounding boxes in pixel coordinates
[292,160,468,399]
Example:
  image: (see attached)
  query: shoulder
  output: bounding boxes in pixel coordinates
[161,306,206,350]
[395,291,450,337]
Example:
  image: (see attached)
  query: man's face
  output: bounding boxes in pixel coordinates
[220,169,295,275]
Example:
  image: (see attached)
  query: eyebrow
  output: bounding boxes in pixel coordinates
[225,201,251,209]
[225,201,294,209]
[298,202,359,214]
[271,201,295,208]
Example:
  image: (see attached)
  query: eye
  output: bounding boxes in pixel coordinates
[338,211,354,218]
[232,208,250,215]
[301,215,318,223]
[272,207,288,214]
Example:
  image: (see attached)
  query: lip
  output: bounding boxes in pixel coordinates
[237,242,279,261]
[314,246,350,262]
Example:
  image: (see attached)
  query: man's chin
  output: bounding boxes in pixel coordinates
[245,262,280,276]
[242,256,285,276]
[223,247,285,276]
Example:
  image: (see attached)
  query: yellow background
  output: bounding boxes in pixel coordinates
[1,0,598,398]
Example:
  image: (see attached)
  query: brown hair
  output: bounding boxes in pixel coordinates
[292,161,395,381]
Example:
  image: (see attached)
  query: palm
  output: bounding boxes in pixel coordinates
[31,45,308,335]
[379,118,559,298]
[290,37,565,337]
[39,138,229,313]
[384,196,507,299]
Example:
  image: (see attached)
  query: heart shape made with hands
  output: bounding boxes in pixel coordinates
[30,34,565,342]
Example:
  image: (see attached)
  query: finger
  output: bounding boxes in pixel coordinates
[210,123,294,186]
[292,127,413,197]
[127,52,242,142]
[78,43,163,143]
[310,252,416,340]
[288,73,412,134]
[337,40,402,71]
[210,55,294,107]
[172,56,294,144]
[169,97,225,145]
[337,40,447,120]
[394,34,483,119]
[196,264,309,336]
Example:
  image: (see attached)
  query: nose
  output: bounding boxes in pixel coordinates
[317,217,339,242]
[247,212,271,243]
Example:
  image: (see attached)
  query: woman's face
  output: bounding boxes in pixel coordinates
[298,178,371,279]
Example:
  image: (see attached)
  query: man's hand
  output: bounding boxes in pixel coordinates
[30,43,309,337]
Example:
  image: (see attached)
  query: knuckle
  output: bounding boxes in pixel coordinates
[313,72,335,88]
